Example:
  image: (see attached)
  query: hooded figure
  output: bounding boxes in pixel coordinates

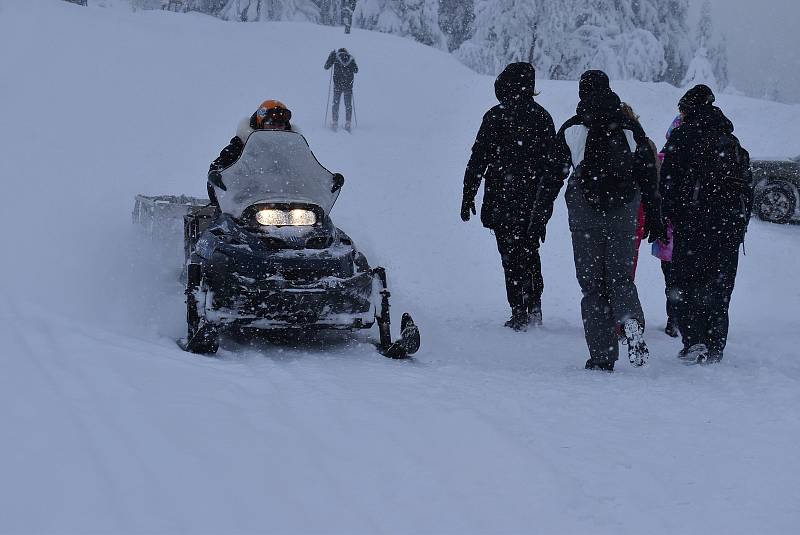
[660,84,753,364]
[461,62,560,331]
[530,70,665,371]
[324,48,359,131]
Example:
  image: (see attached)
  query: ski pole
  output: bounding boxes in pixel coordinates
[324,68,333,127]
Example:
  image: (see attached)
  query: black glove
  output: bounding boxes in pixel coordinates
[331,172,345,193]
[461,197,476,222]
[207,169,226,191]
[527,217,547,245]
[644,215,668,244]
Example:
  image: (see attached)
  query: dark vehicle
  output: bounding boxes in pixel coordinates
[751,155,800,224]
[135,130,420,358]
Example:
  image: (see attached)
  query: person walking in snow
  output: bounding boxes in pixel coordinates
[207,100,296,207]
[529,70,666,371]
[324,48,358,132]
[342,0,356,34]
[660,84,753,364]
[461,62,560,332]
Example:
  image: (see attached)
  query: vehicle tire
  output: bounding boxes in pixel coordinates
[757,182,796,224]
[183,263,219,354]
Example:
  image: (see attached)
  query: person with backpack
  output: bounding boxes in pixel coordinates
[529,70,666,371]
[460,62,560,331]
[324,48,358,132]
[660,84,753,364]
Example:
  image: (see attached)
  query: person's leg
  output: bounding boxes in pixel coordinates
[527,238,544,323]
[344,90,353,128]
[705,237,741,358]
[495,231,527,320]
[331,87,342,127]
[671,226,706,350]
[511,233,543,324]
[603,199,650,365]
[571,228,618,364]
[661,261,679,336]
[605,204,645,327]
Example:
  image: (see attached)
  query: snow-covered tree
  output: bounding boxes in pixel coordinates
[183,0,226,14]
[544,0,665,82]
[354,0,446,48]
[402,0,447,47]
[654,0,692,85]
[457,0,667,82]
[218,0,320,22]
[696,0,712,48]
[689,0,728,90]
[712,36,729,89]
[354,0,402,35]
[681,46,716,89]
[454,0,540,75]
[439,0,473,51]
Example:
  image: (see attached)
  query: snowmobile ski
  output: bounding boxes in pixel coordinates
[379,313,420,359]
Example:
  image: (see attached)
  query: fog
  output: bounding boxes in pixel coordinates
[703,0,800,102]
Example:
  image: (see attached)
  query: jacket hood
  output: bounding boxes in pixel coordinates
[336,49,353,66]
[679,84,715,113]
[578,70,611,101]
[575,90,624,129]
[494,62,536,106]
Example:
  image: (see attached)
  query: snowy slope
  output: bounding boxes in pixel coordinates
[1,1,799,533]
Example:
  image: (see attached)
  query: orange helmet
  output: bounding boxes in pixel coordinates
[254,99,292,129]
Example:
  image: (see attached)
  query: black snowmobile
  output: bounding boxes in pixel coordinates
[167,129,420,358]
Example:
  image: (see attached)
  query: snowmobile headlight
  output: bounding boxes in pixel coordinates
[289,209,316,226]
[255,208,317,226]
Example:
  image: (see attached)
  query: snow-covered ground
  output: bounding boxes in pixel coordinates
[1,1,799,533]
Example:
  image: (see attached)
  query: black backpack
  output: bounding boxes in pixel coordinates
[693,131,752,204]
[574,123,638,211]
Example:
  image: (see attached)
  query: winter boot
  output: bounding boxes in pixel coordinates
[664,317,679,338]
[330,121,338,132]
[504,309,529,332]
[344,121,352,133]
[680,343,709,364]
[623,318,649,367]
[585,357,614,372]
[527,299,543,327]
[698,347,723,365]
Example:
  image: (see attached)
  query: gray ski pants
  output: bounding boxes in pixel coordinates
[565,179,644,362]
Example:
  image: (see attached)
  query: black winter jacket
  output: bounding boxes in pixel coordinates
[324,50,358,91]
[660,106,753,240]
[462,71,559,232]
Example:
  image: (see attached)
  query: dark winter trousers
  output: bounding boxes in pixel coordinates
[671,223,741,354]
[331,87,353,126]
[566,181,644,363]
[494,229,543,313]
[662,261,678,321]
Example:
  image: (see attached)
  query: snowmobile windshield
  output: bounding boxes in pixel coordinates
[216,130,339,218]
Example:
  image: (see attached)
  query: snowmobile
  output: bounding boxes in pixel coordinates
[134,129,420,359]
